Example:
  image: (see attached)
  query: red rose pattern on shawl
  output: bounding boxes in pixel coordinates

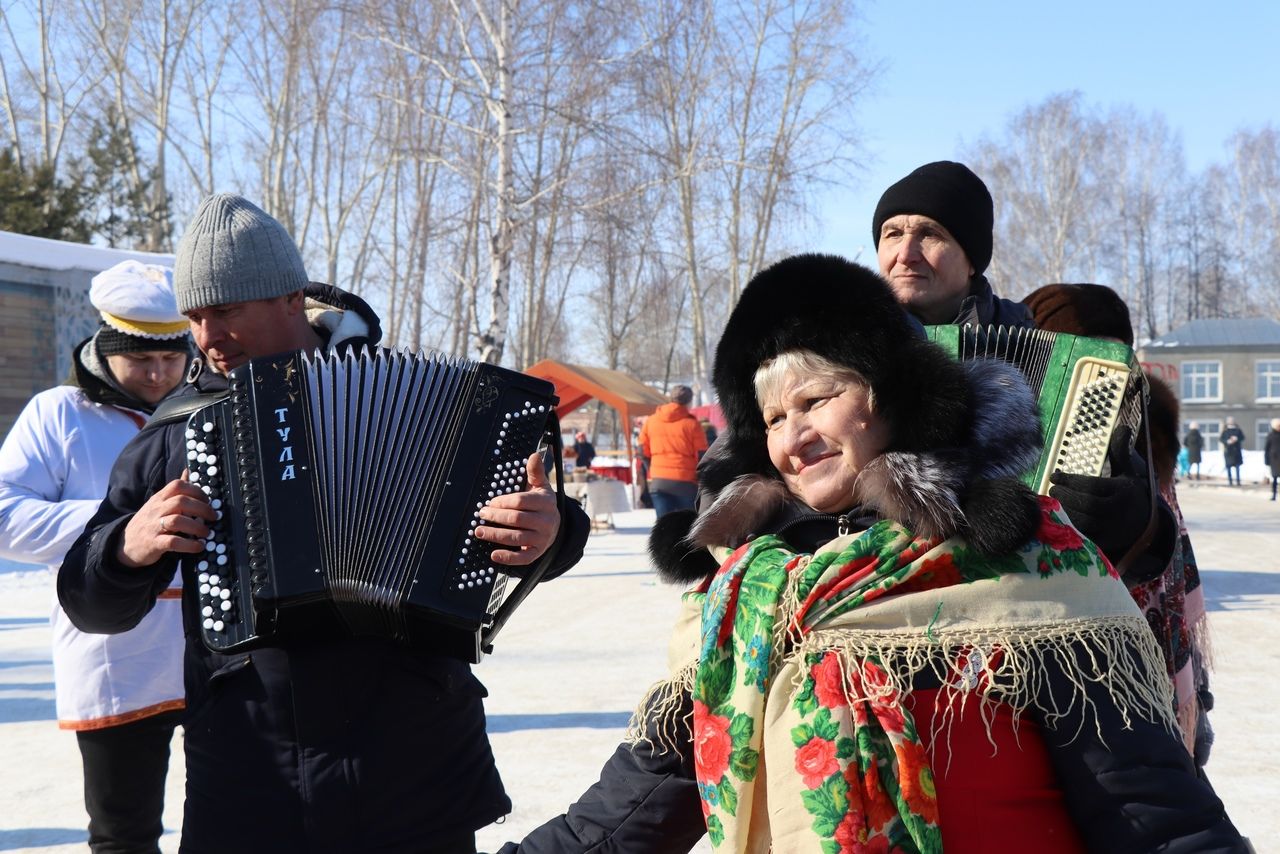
[690,498,1104,852]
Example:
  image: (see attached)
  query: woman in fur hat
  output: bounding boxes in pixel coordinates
[501,256,1242,854]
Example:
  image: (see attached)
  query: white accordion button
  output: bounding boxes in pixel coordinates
[219,588,231,600]
[202,618,214,629]
[202,605,213,617]
[213,620,224,632]
[215,543,226,554]
[197,560,209,571]
[190,472,201,483]
[209,574,220,585]
[209,586,220,597]
[185,429,196,439]
[207,465,218,477]
[187,439,197,450]
[221,600,232,612]
[196,442,207,452]
[217,555,228,565]
[199,584,210,595]
[202,422,214,432]
[211,499,222,510]
[198,572,210,584]
[204,539,215,551]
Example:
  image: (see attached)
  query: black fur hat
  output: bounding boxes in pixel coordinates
[712,254,971,469]
[649,253,1043,583]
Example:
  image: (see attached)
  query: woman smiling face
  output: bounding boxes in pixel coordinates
[757,352,891,514]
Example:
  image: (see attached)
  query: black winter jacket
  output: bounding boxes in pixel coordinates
[58,284,591,853]
[952,273,1036,328]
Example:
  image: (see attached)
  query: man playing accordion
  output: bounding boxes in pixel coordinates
[58,193,591,854]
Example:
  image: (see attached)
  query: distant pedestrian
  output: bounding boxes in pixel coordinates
[572,431,596,471]
[639,385,707,518]
[1220,417,1245,485]
[1265,418,1280,501]
[699,419,717,446]
[1185,422,1203,480]
[0,260,190,854]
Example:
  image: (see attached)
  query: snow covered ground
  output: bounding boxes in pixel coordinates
[0,481,1276,853]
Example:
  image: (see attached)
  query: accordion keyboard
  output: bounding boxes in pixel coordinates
[185,417,245,639]
[1038,356,1131,493]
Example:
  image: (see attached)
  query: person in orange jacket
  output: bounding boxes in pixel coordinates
[639,385,708,518]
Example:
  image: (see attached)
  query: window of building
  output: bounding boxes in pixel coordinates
[1185,419,1222,453]
[1181,361,1222,402]
[1258,360,1280,402]
[1258,419,1274,453]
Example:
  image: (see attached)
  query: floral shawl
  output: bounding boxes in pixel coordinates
[631,497,1175,854]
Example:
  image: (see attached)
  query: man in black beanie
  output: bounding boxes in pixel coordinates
[871,162,1177,600]
[872,160,1032,328]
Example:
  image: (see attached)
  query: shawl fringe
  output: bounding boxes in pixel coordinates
[626,661,697,756]
[794,615,1179,765]
[628,615,1177,764]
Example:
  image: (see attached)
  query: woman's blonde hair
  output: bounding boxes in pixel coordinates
[753,350,873,412]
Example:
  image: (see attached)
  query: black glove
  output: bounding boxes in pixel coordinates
[1049,426,1166,578]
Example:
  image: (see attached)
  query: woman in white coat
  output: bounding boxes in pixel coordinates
[0,261,190,853]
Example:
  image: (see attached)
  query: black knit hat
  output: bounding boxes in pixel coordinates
[872,161,994,274]
[712,254,970,478]
[95,324,191,356]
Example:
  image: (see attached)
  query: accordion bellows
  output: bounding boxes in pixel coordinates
[186,347,558,662]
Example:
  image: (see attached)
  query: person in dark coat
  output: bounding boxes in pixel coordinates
[571,431,596,470]
[1221,417,1245,485]
[500,256,1243,853]
[1021,282,1218,768]
[1265,418,1280,500]
[57,194,590,854]
[1185,422,1204,479]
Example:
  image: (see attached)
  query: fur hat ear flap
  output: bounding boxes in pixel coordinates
[957,477,1041,557]
[648,510,720,584]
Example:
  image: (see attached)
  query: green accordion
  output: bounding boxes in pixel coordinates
[926,325,1145,494]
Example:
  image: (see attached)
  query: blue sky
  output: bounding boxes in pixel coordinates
[808,0,1280,260]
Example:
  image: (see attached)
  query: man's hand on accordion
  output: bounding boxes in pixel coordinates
[117,471,218,569]
[473,452,561,566]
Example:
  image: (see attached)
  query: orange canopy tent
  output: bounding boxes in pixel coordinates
[524,359,667,475]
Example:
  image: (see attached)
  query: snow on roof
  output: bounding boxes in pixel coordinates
[0,229,174,273]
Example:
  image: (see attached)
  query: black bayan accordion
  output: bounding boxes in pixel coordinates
[925,325,1145,494]
[184,348,559,663]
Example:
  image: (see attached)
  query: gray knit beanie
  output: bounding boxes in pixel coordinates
[174,193,309,313]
